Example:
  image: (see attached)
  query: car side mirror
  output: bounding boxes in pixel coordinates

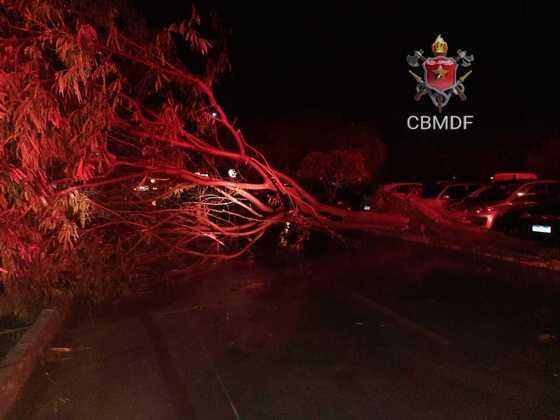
[442,194,450,200]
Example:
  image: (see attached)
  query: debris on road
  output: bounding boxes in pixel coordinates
[49,347,72,353]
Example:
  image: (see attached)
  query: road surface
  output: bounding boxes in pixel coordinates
[9,236,560,419]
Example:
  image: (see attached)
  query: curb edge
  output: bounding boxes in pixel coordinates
[0,299,72,419]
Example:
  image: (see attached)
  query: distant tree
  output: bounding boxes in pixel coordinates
[0,0,403,308]
[247,117,386,178]
[297,149,370,204]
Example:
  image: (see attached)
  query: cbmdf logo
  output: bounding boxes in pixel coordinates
[407,35,474,113]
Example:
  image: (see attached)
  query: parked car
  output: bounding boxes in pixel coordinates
[517,201,560,241]
[359,182,423,211]
[420,182,483,207]
[464,180,560,230]
[379,182,424,198]
[448,182,520,212]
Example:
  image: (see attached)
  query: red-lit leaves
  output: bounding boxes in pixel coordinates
[0,0,403,305]
[76,24,98,52]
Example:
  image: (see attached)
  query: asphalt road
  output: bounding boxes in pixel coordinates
[9,236,560,419]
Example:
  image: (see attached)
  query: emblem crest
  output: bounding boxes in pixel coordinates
[407,35,473,112]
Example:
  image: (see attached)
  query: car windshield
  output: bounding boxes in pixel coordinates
[475,183,520,201]
[421,183,447,198]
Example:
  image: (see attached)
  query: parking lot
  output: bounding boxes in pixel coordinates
[9,236,560,420]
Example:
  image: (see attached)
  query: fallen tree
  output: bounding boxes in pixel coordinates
[0,0,406,306]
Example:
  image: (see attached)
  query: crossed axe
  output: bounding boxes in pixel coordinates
[406,49,474,67]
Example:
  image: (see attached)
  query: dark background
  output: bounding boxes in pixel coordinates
[133,1,558,180]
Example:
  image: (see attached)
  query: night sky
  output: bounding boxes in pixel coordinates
[134,1,558,177]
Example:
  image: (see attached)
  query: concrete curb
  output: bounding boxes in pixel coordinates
[378,228,560,273]
[0,300,72,419]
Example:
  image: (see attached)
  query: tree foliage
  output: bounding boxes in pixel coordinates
[0,0,405,309]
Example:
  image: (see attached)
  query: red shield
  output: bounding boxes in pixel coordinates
[423,57,457,92]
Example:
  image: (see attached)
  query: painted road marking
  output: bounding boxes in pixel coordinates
[198,340,243,420]
[348,291,452,347]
